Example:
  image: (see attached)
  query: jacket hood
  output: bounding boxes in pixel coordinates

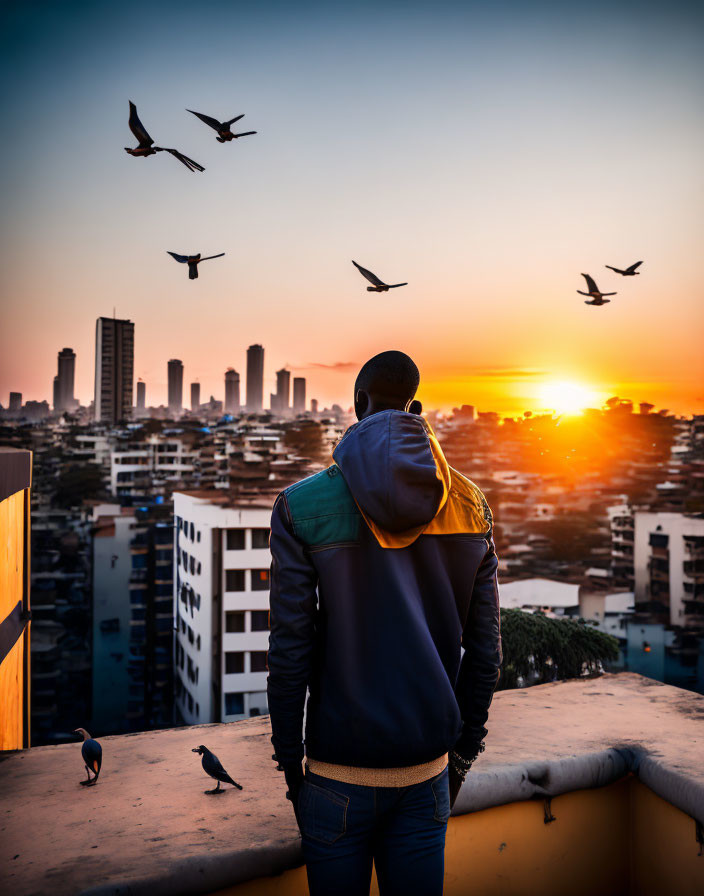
[332,410,450,547]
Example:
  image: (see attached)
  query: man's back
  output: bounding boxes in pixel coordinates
[268,410,502,771]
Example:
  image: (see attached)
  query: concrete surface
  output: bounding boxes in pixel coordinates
[0,673,702,896]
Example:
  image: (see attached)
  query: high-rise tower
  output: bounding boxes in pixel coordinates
[272,368,290,414]
[246,345,264,412]
[94,318,134,424]
[293,377,306,413]
[168,360,184,416]
[225,369,240,414]
[136,379,146,410]
[55,348,76,410]
[191,382,201,411]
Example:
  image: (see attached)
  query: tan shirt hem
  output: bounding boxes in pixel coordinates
[306,753,448,787]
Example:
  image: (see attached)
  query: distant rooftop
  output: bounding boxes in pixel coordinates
[175,489,279,510]
[499,578,580,609]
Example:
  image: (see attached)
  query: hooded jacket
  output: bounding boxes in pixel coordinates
[267,410,502,770]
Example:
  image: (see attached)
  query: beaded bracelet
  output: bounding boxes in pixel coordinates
[449,741,485,781]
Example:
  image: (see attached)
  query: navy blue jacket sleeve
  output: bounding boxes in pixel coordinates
[453,535,503,754]
[267,492,319,765]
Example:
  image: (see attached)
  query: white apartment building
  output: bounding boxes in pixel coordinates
[111,436,199,496]
[632,512,704,627]
[173,490,276,725]
[609,506,704,627]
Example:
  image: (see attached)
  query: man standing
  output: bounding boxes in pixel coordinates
[267,351,502,896]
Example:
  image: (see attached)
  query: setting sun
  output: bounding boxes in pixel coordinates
[538,381,598,416]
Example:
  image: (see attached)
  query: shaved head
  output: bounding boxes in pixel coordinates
[354,351,420,419]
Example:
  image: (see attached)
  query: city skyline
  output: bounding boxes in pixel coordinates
[3,326,704,419]
[1,1,702,416]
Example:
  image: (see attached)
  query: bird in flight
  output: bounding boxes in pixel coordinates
[125,102,205,172]
[577,273,617,306]
[192,745,244,795]
[352,260,407,292]
[187,109,257,143]
[605,261,643,276]
[167,252,225,280]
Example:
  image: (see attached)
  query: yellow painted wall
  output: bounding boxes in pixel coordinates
[630,778,704,896]
[0,489,29,751]
[212,778,704,896]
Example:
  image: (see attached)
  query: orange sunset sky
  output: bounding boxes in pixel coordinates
[1,1,702,417]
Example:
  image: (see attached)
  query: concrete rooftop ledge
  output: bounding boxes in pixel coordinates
[1,673,703,896]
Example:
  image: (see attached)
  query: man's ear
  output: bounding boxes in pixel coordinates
[408,399,422,415]
[355,389,369,420]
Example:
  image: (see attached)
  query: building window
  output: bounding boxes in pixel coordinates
[225,569,245,591]
[251,610,269,632]
[197,531,201,543]
[252,569,270,591]
[225,652,245,674]
[225,692,244,715]
[250,651,268,672]
[190,522,195,542]
[190,556,195,574]
[226,529,245,550]
[226,611,245,633]
[251,528,270,549]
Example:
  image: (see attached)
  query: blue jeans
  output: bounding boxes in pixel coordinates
[298,766,450,896]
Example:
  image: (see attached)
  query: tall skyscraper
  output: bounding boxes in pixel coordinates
[94,317,134,424]
[55,348,76,410]
[168,360,184,416]
[225,369,240,413]
[191,382,201,411]
[293,377,306,413]
[52,376,60,412]
[310,398,318,415]
[246,344,264,412]
[273,368,290,414]
[9,392,22,411]
[136,379,146,410]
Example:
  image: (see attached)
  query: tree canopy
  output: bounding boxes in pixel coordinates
[498,608,619,690]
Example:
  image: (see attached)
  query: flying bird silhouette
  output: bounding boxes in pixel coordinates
[75,728,102,787]
[187,109,257,142]
[192,745,243,794]
[167,252,225,280]
[125,102,204,172]
[577,273,617,306]
[352,260,407,292]
[605,261,643,276]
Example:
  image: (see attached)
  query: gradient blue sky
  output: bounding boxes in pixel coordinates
[1,0,702,414]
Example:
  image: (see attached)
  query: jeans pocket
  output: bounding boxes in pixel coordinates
[431,766,451,824]
[299,778,349,844]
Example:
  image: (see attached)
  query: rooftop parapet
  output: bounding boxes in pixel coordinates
[0,673,703,895]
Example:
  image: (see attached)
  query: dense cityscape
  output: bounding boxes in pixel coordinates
[1,315,702,746]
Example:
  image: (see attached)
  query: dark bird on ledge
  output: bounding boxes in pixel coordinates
[75,728,102,786]
[577,273,617,306]
[167,251,225,280]
[125,102,205,172]
[187,109,257,142]
[352,260,407,292]
[192,745,243,795]
[605,261,643,276]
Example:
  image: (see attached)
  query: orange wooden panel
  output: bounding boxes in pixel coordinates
[0,489,27,751]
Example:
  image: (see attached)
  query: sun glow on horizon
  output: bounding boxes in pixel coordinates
[538,380,599,416]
